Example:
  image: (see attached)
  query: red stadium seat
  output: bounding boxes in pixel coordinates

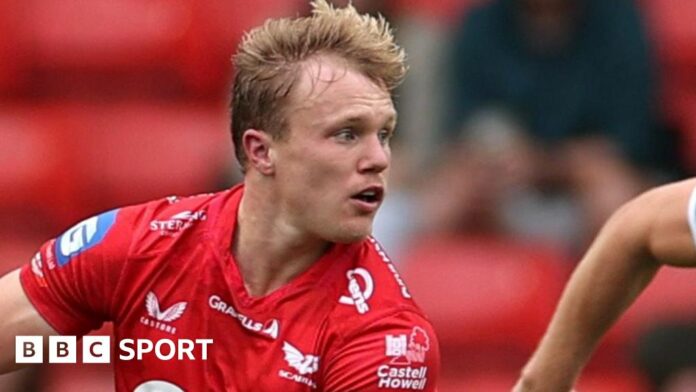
[0,102,233,228]
[641,0,696,169]
[576,369,650,392]
[643,0,696,70]
[0,0,28,95]
[0,105,82,229]
[399,235,569,371]
[602,266,696,347]
[14,0,303,98]
[60,102,233,215]
[18,0,207,96]
[577,265,696,372]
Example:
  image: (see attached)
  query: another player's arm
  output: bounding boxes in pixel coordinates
[0,269,57,374]
[513,178,696,392]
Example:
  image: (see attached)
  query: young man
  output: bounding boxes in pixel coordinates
[0,1,440,391]
[513,178,696,391]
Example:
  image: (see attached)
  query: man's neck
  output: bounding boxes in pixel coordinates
[234,185,331,297]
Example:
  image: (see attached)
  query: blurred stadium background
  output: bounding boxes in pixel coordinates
[2,0,696,391]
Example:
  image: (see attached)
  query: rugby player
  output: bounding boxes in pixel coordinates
[0,1,440,390]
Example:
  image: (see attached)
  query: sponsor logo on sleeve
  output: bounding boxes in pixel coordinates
[368,237,411,299]
[377,326,431,390]
[30,252,47,287]
[208,294,279,339]
[278,341,319,389]
[149,210,207,236]
[339,268,374,314]
[45,241,56,270]
[55,209,119,266]
[139,291,188,335]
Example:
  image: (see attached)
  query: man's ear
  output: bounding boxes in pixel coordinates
[242,129,275,175]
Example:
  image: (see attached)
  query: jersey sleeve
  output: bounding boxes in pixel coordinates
[19,206,143,336]
[321,309,440,392]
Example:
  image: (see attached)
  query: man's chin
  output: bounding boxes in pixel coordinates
[333,233,369,244]
[327,225,372,244]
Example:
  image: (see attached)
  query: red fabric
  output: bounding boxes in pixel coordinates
[20,185,439,391]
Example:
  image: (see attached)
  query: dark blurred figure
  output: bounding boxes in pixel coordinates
[444,0,677,251]
[635,321,696,392]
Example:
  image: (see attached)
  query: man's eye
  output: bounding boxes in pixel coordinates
[335,129,357,142]
[378,129,393,144]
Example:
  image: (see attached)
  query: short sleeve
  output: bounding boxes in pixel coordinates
[20,206,140,336]
[321,310,440,392]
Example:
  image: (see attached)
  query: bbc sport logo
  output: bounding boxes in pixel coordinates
[15,336,213,363]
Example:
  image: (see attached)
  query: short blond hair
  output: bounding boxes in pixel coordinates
[231,0,407,169]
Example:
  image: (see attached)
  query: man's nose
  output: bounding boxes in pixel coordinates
[357,134,389,174]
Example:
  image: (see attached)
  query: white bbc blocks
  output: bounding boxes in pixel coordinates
[83,335,111,363]
[16,335,110,364]
[15,336,43,364]
[49,336,76,363]
[15,336,212,363]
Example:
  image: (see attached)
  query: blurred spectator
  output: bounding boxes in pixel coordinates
[442,0,676,250]
[358,0,477,257]
[635,321,696,392]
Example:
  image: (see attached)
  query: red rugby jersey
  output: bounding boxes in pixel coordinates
[20,184,440,391]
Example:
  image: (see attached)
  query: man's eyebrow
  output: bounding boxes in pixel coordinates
[333,113,397,126]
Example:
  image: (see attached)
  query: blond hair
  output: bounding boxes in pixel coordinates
[231,0,407,169]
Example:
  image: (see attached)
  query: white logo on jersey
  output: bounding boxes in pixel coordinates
[283,341,319,375]
[385,326,430,365]
[377,326,431,390]
[59,216,99,257]
[146,292,187,322]
[139,291,187,334]
[150,210,207,235]
[30,252,47,287]
[278,341,319,389]
[134,380,184,392]
[385,334,408,358]
[31,252,44,278]
[369,237,412,299]
[339,268,374,314]
[45,242,56,270]
[208,294,280,339]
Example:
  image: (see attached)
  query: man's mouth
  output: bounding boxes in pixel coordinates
[351,186,384,205]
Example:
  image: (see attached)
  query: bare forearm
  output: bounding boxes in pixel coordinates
[515,180,696,391]
[0,270,56,374]
[516,203,660,391]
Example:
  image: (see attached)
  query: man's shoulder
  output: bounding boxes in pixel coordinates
[319,240,438,369]
[114,188,238,253]
[357,237,415,300]
[326,237,428,331]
